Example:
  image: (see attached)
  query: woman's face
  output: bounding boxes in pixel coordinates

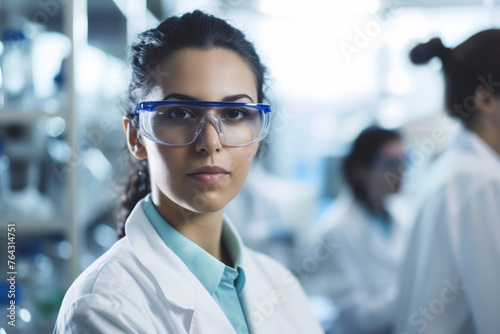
[128,48,260,214]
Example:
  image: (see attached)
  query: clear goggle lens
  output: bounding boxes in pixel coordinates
[138,103,271,146]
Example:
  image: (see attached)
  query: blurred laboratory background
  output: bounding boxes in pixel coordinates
[0,0,499,333]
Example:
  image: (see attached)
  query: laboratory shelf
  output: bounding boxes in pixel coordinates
[0,0,81,296]
[0,110,68,124]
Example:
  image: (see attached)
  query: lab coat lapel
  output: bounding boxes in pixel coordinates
[126,200,196,310]
[241,249,291,334]
[189,282,237,334]
[241,254,269,334]
[125,200,236,334]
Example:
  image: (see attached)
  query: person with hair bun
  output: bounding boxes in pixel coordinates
[53,10,322,334]
[395,30,500,334]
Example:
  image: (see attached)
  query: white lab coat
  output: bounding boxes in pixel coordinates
[307,190,409,334]
[395,128,500,334]
[53,198,323,334]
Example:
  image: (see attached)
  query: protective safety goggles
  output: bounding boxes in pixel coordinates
[370,153,408,170]
[130,100,272,146]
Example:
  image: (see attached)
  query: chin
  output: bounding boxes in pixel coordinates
[182,193,231,213]
[180,182,241,211]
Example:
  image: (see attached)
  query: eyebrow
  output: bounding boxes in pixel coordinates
[163,93,255,103]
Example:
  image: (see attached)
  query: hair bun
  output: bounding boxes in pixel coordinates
[410,37,451,65]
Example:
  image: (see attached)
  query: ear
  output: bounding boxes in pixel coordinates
[123,116,148,160]
[475,86,496,116]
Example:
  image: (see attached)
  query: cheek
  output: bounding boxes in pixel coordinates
[147,144,186,187]
[371,171,387,187]
[376,169,401,191]
[227,144,259,178]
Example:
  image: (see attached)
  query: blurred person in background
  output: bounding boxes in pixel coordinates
[53,10,322,334]
[395,30,500,334]
[309,126,410,334]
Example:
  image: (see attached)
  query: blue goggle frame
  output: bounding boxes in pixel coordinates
[131,100,272,115]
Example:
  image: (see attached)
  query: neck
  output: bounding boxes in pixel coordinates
[469,119,500,155]
[151,187,226,263]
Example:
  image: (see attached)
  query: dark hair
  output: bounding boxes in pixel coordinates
[117,10,268,238]
[342,126,401,217]
[410,29,500,127]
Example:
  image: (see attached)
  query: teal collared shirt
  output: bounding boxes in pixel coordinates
[142,194,250,334]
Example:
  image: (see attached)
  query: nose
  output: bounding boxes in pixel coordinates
[194,116,223,154]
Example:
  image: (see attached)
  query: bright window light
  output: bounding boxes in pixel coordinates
[310,113,338,140]
[387,71,412,95]
[259,0,380,17]
[19,309,31,323]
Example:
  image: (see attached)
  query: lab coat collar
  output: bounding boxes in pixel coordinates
[124,198,248,315]
[141,193,246,296]
[454,127,500,170]
[124,199,253,333]
[125,198,198,310]
[222,214,246,269]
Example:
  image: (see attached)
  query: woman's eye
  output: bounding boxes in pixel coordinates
[223,108,247,119]
[168,108,194,119]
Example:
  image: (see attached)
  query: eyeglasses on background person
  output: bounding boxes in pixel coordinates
[129,100,272,147]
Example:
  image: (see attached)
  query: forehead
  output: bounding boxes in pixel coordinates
[150,48,257,101]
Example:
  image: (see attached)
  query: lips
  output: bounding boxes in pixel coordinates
[187,165,230,184]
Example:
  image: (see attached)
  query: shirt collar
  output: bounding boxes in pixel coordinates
[142,194,245,295]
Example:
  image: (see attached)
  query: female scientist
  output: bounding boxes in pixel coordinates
[395,31,500,334]
[310,126,409,334]
[54,10,322,334]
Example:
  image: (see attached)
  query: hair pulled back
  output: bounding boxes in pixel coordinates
[409,29,500,126]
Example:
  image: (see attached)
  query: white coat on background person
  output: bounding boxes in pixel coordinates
[394,31,500,334]
[308,189,410,334]
[305,126,411,334]
[394,127,500,334]
[53,198,324,334]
